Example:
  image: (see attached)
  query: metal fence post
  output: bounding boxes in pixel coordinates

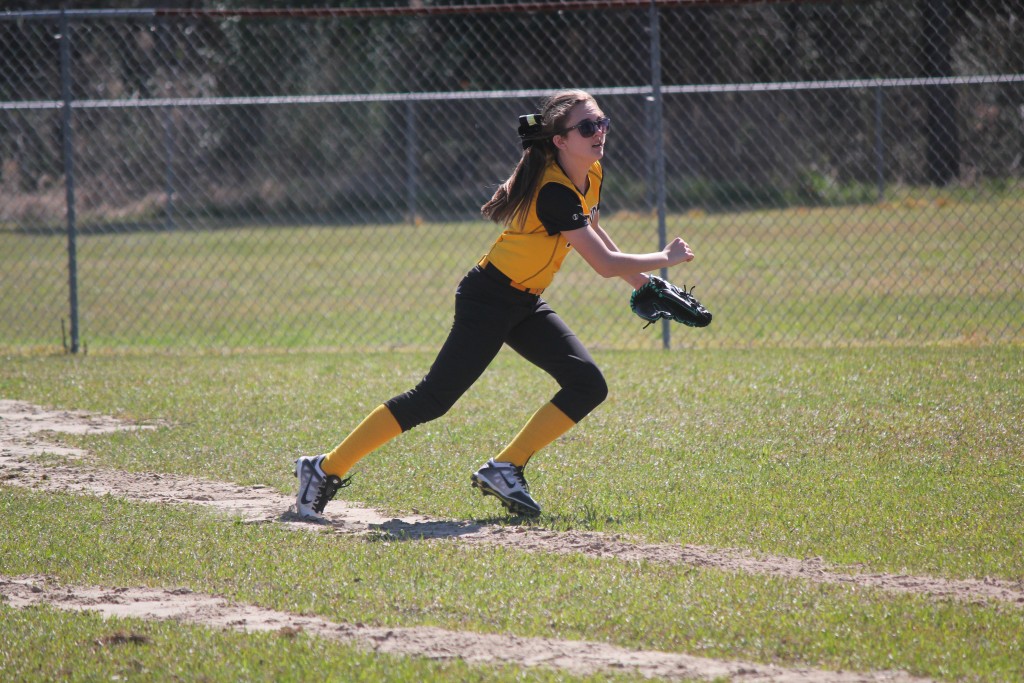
[648,0,670,350]
[58,10,80,353]
[874,84,885,202]
[406,99,419,224]
[163,106,177,231]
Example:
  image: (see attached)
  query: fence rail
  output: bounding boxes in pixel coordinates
[2,1,1022,353]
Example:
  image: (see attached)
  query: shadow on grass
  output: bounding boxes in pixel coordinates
[365,515,542,542]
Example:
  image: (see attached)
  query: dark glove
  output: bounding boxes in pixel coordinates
[630,275,712,328]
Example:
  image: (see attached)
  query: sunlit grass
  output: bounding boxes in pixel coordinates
[2,488,1023,682]
[0,595,642,683]
[2,195,1022,352]
[2,346,1021,579]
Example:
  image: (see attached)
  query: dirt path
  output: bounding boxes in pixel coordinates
[0,399,1010,681]
[1,574,928,683]
[2,400,1021,609]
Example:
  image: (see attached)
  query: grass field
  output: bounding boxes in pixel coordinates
[3,195,1023,352]
[2,345,1022,681]
[2,195,1023,680]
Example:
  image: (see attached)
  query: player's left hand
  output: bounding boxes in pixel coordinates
[630,275,712,328]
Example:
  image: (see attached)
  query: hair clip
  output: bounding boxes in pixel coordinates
[518,113,545,149]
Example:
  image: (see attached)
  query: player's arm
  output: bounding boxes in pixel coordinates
[587,213,650,289]
[536,183,693,286]
[566,216,693,287]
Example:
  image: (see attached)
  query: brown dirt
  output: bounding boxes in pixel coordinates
[1,574,927,683]
[1,398,1012,681]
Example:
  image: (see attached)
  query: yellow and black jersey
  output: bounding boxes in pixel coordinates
[483,160,602,290]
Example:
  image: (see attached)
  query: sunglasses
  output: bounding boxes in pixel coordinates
[562,116,611,138]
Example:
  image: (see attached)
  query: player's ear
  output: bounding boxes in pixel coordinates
[551,132,569,151]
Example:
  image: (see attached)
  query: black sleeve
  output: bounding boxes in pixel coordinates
[536,183,590,236]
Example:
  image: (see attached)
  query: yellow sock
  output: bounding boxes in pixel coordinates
[320,405,402,478]
[495,402,576,467]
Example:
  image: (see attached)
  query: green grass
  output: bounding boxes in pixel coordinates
[1,345,1023,680]
[2,489,1023,682]
[0,598,640,683]
[2,347,1022,579]
[3,196,1023,352]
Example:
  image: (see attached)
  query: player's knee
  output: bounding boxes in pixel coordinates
[385,390,457,431]
[560,363,607,420]
[582,365,609,409]
[409,394,459,428]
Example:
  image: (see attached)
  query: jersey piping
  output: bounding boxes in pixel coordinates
[483,160,603,290]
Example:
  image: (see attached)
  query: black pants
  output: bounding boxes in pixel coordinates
[386,265,608,431]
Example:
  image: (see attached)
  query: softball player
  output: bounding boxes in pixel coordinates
[296,89,695,518]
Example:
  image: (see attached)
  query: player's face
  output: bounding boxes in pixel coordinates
[558,101,608,161]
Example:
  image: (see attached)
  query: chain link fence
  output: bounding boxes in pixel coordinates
[2,2,1022,353]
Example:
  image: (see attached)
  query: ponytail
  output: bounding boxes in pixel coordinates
[480,145,549,227]
[481,89,594,227]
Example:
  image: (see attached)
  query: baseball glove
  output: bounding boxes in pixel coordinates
[630,275,712,328]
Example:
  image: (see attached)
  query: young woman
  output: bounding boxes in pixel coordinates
[295,89,695,519]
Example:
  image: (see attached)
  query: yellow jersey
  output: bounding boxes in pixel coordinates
[483,160,602,290]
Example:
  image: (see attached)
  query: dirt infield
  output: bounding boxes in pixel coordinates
[1,398,1016,681]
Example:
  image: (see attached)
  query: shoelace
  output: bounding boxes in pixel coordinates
[313,474,352,513]
[511,465,530,493]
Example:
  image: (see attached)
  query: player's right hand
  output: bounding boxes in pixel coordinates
[664,237,695,265]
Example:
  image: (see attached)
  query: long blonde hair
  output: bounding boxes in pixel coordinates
[481,90,594,227]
